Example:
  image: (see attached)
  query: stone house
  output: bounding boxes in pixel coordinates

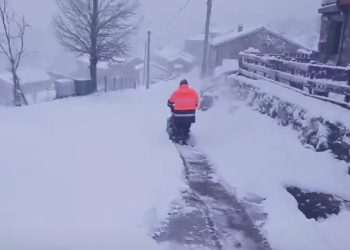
[318,0,350,66]
[210,26,309,68]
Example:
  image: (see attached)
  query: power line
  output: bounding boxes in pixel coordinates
[166,0,192,26]
[146,0,192,44]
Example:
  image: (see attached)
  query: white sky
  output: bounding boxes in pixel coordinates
[1,0,322,71]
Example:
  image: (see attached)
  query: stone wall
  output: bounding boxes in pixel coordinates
[202,76,350,174]
[200,76,350,219]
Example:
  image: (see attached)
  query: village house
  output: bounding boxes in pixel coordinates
[76,56,111,84]
[184,29,226,64]
[108,57,171,85]
[154,47,196,75]
[109,57,144,78]
[73,56,171,88]
[0,69,54,105]
[133,62,171,85]
[318,0,350,66]
[209,26,310,68]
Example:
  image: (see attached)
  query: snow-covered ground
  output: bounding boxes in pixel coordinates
[0,81,186,250]
[195,95,350,250]
[1,73,350,250]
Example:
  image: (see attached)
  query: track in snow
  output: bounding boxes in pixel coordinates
[154,141,272,250]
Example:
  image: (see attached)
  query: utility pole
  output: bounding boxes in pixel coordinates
[143,42,147,85]
[146,30,151,89]
[201,0,213,79]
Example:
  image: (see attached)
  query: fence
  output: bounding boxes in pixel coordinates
[99,76,139,93]
[238,52,350,107]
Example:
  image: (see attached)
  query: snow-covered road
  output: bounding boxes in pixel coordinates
[0,81,185,250]
[1,76,350,250]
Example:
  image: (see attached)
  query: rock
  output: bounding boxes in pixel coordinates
[286,186,349,220]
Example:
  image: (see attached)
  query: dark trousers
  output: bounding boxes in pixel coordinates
[174,118,192,133]
[171,116,193,139]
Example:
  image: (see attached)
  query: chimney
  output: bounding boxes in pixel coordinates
[238,24,243,32]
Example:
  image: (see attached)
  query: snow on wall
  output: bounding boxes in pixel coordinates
[203,75,350,173]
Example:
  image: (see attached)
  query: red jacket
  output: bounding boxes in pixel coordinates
[168,84,199,114]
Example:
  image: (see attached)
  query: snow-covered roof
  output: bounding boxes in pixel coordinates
[155,47,181,59]
[55,78,74,84]
[212,26,311,50]
[186,34,205,41]
[212,26,260,46]
[134,62,169,73]
[110,57,143,67]
[77,56,110,69]
[151,63,170,73]
[0,69,51,85]
[169,52,195,63]
[112,57,127,63]
[155,47,195,63]
[134,63,144,71]
[84,56,142,69]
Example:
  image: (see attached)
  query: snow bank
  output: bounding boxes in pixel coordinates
[0,80,186,250]
[214,59,238,78]
[194,94,350,250]
[220,74,350,164]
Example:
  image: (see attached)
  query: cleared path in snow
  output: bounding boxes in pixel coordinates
[154,143,271,250]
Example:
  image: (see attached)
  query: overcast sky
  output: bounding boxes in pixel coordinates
[1,0,322,71]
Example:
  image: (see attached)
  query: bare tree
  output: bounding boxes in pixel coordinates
[0,0,28,106]
[53,0,139,92]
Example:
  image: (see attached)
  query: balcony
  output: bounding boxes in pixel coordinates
[322,0,338,6]
[319,0,340,14]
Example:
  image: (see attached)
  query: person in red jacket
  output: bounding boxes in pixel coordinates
[167,79,199,142]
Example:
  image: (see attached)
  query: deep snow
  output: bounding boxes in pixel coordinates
[0,81,186,250]
[195,94,350,250]
[1,74,350,250]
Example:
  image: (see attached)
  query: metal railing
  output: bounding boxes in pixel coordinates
[238,52,350,107]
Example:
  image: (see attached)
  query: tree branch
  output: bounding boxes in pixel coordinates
[0,0,28,105]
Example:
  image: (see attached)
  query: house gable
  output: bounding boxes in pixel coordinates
[211,27,309,67]
[212,27,309,50]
